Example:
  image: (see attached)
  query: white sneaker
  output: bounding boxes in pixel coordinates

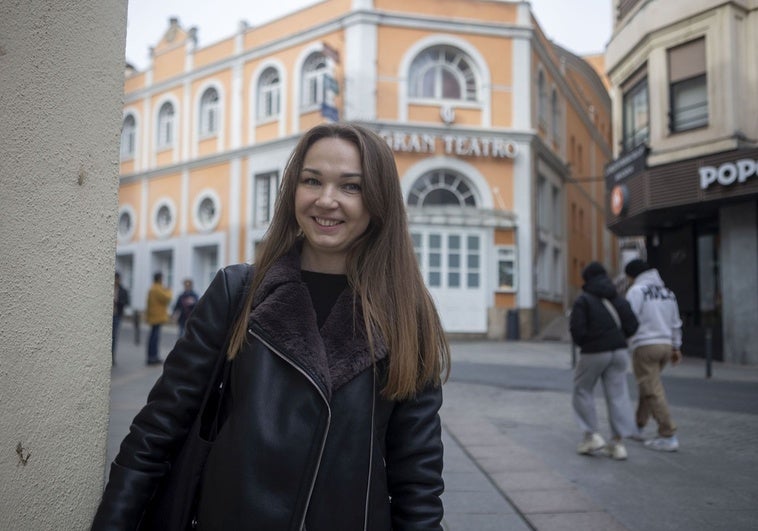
[603,442,628,460]
[577,433,606,455]
[644,435,679,452]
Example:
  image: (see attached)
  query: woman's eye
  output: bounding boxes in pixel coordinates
[301,177,320,186]
[343,183,361,193]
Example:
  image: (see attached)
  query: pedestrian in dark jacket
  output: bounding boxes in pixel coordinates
[569,262,639,460]
[92,122,451,530]
[171,278,198,338]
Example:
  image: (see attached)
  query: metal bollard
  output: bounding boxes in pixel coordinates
[705,327,712,379]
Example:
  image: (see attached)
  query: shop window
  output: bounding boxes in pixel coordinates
[120,114,136,159]
[257,67,281,122]
[668,38,707,133]
[198,87,219,137]
[622,66,649,152]
[301,53,327,110]
[156,102,175,149]
[497,246,517,291]
[407,171,477,207]
[408,46,477,102]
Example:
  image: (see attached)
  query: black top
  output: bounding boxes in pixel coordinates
[301,270,349,328]
[569,273,639,353]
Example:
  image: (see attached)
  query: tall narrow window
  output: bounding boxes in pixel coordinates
[257,67,281,121]
[199,88,219,136]
[120,114,136,159]
[622,66,648,152]
[157,102,175,149]
[497,247,517,291]
[551,89,560,142]
[408,46,477,102]
[254,172,278,227]
[302,53,327,109]
[668,38,707,132]
[537,70,547,128]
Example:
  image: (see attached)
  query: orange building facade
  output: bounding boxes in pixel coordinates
[116,0,615,339]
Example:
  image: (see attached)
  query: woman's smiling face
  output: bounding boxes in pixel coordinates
[295,137,371,274]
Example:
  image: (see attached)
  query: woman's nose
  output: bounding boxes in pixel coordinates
[315,185,338,207]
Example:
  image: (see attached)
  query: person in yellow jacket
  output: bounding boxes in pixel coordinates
[145,272,172,365]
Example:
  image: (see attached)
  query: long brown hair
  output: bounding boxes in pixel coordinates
[226,122,450,399]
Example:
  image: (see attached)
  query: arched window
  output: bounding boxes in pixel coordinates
[537,70,547,128]
[120,114,136,159]
[199,87,219,136]
[407,171,477,207]
[257,67,281,121]
[409,46,477,101]
[157,102,175,149]
[301,53,327,109]
[551,89,560,141]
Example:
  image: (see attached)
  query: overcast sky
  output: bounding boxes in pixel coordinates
[125,0,612,70]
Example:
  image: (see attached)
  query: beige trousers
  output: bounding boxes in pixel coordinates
[632,344,677,437]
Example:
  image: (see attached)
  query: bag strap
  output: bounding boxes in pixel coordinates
[199,265,252,439]
[600,298,622,330]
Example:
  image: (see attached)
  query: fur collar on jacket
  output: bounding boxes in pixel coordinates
[248,245,386,400]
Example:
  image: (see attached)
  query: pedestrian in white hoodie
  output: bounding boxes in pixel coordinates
[625,259,683,452]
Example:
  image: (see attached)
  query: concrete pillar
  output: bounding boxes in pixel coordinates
[0,1,127,528]
[719,201,758,364]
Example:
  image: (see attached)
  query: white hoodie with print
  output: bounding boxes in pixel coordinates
[626,268,683,351]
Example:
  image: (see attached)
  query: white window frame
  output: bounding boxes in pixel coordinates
[156,102,175,150]
[120,114,137,160]
[192,189,221,232]
[151,198,177,239]
[622,77,649,152]
[254,172,278,228]
[198,87,219,137]
[407,171,478,207]
[496,246,517,292]
[408,46,478,103]
[257,67,281,123]
[301,53,327,110]
[117,204,136,243]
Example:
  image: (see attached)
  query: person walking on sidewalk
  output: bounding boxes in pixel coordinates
[145,271,172,365]
[93,122,450,530]
[569,262,639,460]
[112,271,130,365]
[625,259,683,452]
[172,278,199,338]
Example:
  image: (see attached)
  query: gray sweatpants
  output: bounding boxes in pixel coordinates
[572,349,636,439]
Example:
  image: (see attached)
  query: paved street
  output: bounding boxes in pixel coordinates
[106,327,758,530]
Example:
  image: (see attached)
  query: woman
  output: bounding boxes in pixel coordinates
[569,262,638,460]
[93,122,451,530]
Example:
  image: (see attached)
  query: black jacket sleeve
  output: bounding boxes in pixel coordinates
[92,264,250,530]
[385,383,445,530]
[569,295,588,347]
[613,295,639,339]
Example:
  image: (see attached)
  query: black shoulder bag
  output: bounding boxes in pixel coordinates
[138,266,251,530]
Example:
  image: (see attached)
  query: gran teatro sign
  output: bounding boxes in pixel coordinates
[378,130,518,159]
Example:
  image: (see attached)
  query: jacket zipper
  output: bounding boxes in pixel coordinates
[363,368,376,531]
[248,328,332,531]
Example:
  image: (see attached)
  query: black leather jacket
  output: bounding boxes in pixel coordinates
[93,251,444,530]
